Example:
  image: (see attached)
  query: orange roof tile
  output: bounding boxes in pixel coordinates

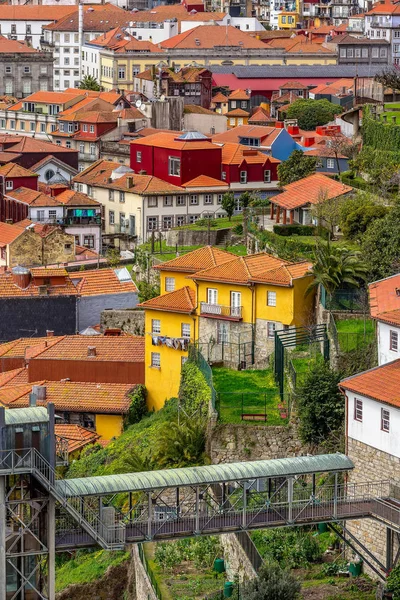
[2,381,135,414]
[225,108,250,117]
[228,89,250,100]
[0,5,76,20]
[0,368,28,387]
[127,4,225,27]
[221,143,279,166]
[73,159,184,194]
[212,125,281,146]
[190,253,312,286]
[8,188,61,207]
[212,92,229,103]
[374,309,400,327]
[32,335,144,362]
[183,175,228,188]
[0,337,64,359]
[153,245,234,273]
[55,189,100,207]
[0,222,25,247]
[161,24,267,50]
[55,424,100,453]
[0,271,77,298]
[0,136,78,156]
[130,132,215,151]
[248,108,270,124]
[31,267,68,278]
[340,359,400,407]
[369,273,400,320]
[0,35,38,54]
[70,267,137,296]
[272,173,353,210]
[89,26,161,53]
[138,286,196,313]
[183,104,217,115]
[280,80,309,90]
[366,2,400,15]
[0,163,38,178]
[43,4,131,32]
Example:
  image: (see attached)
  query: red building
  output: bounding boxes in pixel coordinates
[0,163,39,223]
[130,131,222,186]
[221,144,279,186]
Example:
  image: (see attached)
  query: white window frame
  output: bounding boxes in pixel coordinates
[390,330,398,352]
[207,288,218,304]
[165,277,175,292]
[181,323,191,339]
[152,319,161,334]
[267,291,277,307]
[381,408,390,432]
[327,159,335,169]
[267,322,276,338]
[354,398,363,422]
[168,156,180,177]
[240,171,247,184]
[151,352,161,368]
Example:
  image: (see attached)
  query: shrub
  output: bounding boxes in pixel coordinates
[126,385,147,425]
[241,563,301,600]
[232,223,243,235]
[386,564,400,599]
[273,224,329,239]
[179,361,211,415]
[196,218,218,227]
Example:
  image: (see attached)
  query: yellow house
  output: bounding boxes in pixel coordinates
[278,12,300,29]
[140,247,315,410]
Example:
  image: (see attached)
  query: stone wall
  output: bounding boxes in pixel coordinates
[100,309,145,335]
[77,293,139,331]
[132,545,158,600]
[166,228,232,248]
[347,437,400,577]
[9,228,75,268]
[208,422,305,464]
[221,533,257,583]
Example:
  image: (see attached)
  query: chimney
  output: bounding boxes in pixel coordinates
[87,346,97,357]
[32,385,46,401]
[46,330,54,337]
[275,121,285,129]
[126,175,134,188]
[29,392,37,407]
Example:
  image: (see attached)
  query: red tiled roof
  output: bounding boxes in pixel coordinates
[0,368,28,387]
[0,5,76,20]
[55,424,100,453]
[0,136,77,155]
[248,108,270,123]
[212,92,228,103]
[31,335,144,362]
[221,143,280,166]
[280,80,309,90]
[225,108,250,117]
[71,267,138,296]
[212,125,281,146]
[127,4,225,26]
[55,189,100,207]
[161,24,266,50]
[8,188,61,207]
[0,337,64,359]
[0,271,77,298]
[183,104,217,115]
[271,173,353,210]
[0,222,25,247]
[375,309,400,327]
[340,359,400,408]
[43,4,131,32]
[0,35,38,54]
[366,2,400,15]
[31,267,68,277]
[369,273,400,319]
[0,163,37,178]
[153,245,234,273]
[189,253,312,286]
[130,132,215,151]
[183,175,228,188]
[138,286,196,313]
[2,381,135,414]
[89,26,161,53]
[228,89,250,100]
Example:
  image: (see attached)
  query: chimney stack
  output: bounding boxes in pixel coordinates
[87,346,97,357]
[46,330,54,337]
[32,385,47,401]
[29,392,37,407]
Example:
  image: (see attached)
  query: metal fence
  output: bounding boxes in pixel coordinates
[217,391,288,423]
[189,344,217,412]
[137,543,162,600]
[320,286,367,313]
[329,316,376,354]
[197,340,255,371]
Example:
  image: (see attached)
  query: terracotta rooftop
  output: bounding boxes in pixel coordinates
[55,189,100,207]
[184,175,228,188]
[70,267,138,296]
[183,104,218,115]
[225,108,250,117]
[0,337,64,359]
[280,80,309,90]
[366,2,400,15]
[369,273,400,320]
[271,173,353,210]
[221,142,279,166]
[138,286,196,313]
[0,368,28,387]
[0,222,25,247]
[153,245,234,273]
[340,360,400,408]
[212,92,229,103]
[160,24,267,50]
[0,135,78,155]
[88,26,161,53]
[0,35,38,54]
[228,89,250,100]
[7,188,61,207]
[0,163,38,178]
[30,267,68,278]
[303,147,348,159]
[248,108,270,124]
[130,131,216,151]
[73,159,184,194]
[127,4,224,27]
[190,253,312,286]
[212,125,281,146]
[43,3,131,32]
[1,381,135,414]
[55,424,100,453]
[0,271,77,298]
[0,5,76,20]
[31,335,144,362]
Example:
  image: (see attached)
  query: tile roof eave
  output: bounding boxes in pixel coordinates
[138,305,195,314]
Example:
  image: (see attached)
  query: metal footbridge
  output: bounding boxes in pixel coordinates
[2,406,400,599]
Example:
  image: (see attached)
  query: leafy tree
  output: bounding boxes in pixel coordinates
[350,146,400,196]
[126,385,147,425]
[361,202,400,280]
[178,362,211,417]
[312,190,345,240]
[152,418,207,468]
[239,191,253,209]
[222,191,236,221]
[79,75,101,91]
[387,564,400,599]
[137,280,160,303]
[297,362,344,446]
[305,242,368,299]
[278,150,317,186]
[339,193,388,241]
[284,98,342,131]
[375,66,400,100]
[241,563,301,600]
[106,247,121,268]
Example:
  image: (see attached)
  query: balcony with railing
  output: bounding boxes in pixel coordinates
[79,153,97,161]
[200,302,243,321]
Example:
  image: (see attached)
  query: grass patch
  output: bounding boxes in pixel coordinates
[335,318,375,353]
[212,367,283,425]
[55,550,130,592]
[176,215,243,230]
[138,239,247,262]
[383,110,400,124]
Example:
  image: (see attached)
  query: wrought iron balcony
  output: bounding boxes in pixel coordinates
[200,302,243,320]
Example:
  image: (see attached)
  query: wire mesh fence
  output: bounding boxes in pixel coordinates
[329,316,376,354]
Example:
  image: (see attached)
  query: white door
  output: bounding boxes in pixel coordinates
[230,291,241,317]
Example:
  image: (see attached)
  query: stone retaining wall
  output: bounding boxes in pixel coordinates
[132,545,158,600]
[221,533,257,583]
[101,309,145,335]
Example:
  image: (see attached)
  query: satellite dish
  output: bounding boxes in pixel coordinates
[135,99,142,108]
[160,94,166,101]
[140,103,146,110]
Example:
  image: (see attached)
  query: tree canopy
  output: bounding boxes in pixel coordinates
[277,150,317,186]
[284,98,342,131]
[222,191,236,220]
[361,202,400,281]
[339,193,388,241]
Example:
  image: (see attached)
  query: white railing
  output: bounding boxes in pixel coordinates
[200,302,242,319]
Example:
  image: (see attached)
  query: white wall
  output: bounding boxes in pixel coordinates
[0,19,49,49]
[82,46,101,82]
[28,206,64,222]
[67,224,101,253]
[378,321,400,366]
[126,21,178,43]
[347,391,400,458]
[180,15,264,34]
[33,162,75,183]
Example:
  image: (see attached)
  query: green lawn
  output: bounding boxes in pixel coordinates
[55,550,130,592]
[212,367,283,425]
[138,240,247,262]
[176,215,243,231]
[335,318,375,353]
[382,110,400,124]
[290,236,360,251]
[290,352,324,388]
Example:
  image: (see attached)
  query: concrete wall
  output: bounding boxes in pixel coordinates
[183,112,227,135]
[77,292,139,331]
[166,228,231,248]
[101,309,145,336]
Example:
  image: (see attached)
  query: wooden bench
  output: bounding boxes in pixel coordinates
[241,413,267,422]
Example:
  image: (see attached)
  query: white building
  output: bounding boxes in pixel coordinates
[369,273,400,367]
[365,2,400,65]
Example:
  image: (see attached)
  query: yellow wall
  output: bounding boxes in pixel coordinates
[159,271,196,295]
[95,414,124,440]
[144,308,192,411]
[255,283,295,325]
[292,275,315,327]
[196,281,253,325]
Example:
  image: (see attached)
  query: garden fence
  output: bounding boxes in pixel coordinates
[196,340,255,370]
[320,286,367,313]
[329,316,376,354]
[137,543,162,600]
[217,391,290,423]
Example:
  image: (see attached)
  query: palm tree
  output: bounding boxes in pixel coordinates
[152,418,207,469]
[79,75,101,91]
[305,241,368,300]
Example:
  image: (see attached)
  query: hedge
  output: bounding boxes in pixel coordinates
[273,224,329,239]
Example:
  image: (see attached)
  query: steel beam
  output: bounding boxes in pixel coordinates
[0,476,6,600]
[48,496,56,600]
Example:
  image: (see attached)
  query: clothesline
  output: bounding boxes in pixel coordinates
[150,334,189,351]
